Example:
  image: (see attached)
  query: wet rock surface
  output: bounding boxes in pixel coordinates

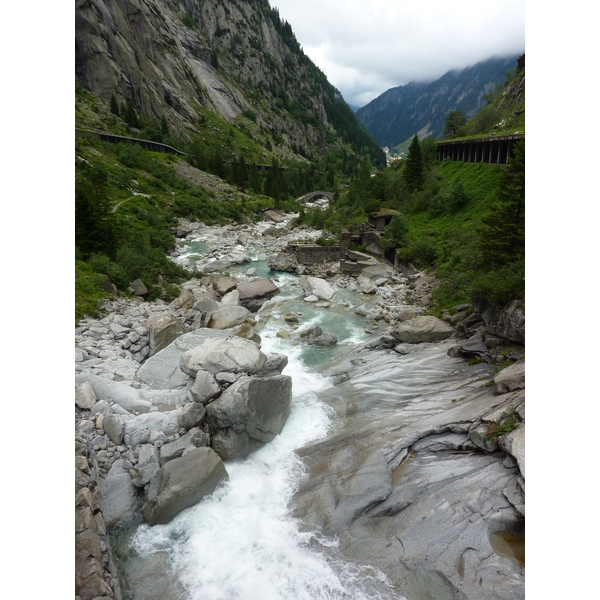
[75,213,525,599]
[293,341,525,600]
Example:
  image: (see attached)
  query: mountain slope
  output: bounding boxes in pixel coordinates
[75,0,384,165]
[356,55,521,148]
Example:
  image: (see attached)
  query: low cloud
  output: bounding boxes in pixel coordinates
[270,0,525,107]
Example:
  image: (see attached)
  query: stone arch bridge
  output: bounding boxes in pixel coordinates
[297,191,334,205]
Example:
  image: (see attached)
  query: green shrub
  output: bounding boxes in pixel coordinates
[75,261,110,325]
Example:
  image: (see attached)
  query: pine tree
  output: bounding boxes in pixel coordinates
[110,94,120,116]
[210,148,226,179]
[403,134,423,192]
[160,116,169,136]
[444,110,466,139]
[123,99,139,128]
[480,140,525,267]
[75,165,117,260]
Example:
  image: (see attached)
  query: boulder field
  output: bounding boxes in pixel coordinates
[76,215,525,600]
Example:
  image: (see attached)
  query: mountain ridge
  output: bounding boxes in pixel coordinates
[75,0,384,165]
[356,54,521,148]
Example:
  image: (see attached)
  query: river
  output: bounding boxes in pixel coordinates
[110,223,523,600]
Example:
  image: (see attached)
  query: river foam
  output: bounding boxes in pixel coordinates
[130,326,402,599]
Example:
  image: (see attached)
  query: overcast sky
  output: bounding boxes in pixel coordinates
[269,0,525,108]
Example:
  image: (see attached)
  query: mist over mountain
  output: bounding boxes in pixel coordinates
[356,55,521,148]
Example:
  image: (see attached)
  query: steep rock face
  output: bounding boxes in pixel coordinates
[75,0,368,157]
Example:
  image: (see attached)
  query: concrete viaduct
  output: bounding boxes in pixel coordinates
[436,133,523,165]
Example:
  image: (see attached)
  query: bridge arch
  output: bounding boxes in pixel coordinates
[297,191,334,205]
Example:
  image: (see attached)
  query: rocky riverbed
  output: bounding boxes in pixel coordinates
[75,212,525,600]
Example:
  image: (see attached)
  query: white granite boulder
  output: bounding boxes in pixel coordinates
[299,276,336,301]
[180,337,266,378]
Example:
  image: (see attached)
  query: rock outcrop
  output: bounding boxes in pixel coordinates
[391,315,455,343]
[297,341,525,600]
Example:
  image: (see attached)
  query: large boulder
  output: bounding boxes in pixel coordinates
[190,370,222,404]
[208,306,251,329]
[262,227,288,238]
[264,210,285,223]
[267,252,297,272]
[99,461,138,530]
[200,258,231,274]
[180,337,266,377]
[225,249,252,265]
[146,313,189,357]
[142,447,229,525]
[129,279,148,296]
[236,279,280,312]
[476,299,525,345]
[391,316,455,344]
[299,276,336,301]
[206,375,292,460]
[494,361,525,394]
[136,330,231,389]
[212,276,237,295]
[300,325,338,347]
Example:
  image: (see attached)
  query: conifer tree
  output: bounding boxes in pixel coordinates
[403,134,423,192]
[110,94,120,116]
[160,116,169,136]
[123,99,139,128]
[480,140,525,267]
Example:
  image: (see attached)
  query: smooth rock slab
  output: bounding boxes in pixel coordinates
[392,316,455,344]
[99,471,138,530]
[75,374,151,412]
[500,423,525,479]
[142,447,229,525]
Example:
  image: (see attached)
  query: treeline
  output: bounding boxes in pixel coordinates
[185,136,358,205]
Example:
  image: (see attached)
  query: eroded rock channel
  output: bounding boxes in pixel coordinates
[75,213,525,600]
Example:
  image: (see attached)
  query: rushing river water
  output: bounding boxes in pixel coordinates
[115,228,407,599]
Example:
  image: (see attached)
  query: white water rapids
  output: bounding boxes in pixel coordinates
[130,323,403,599]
